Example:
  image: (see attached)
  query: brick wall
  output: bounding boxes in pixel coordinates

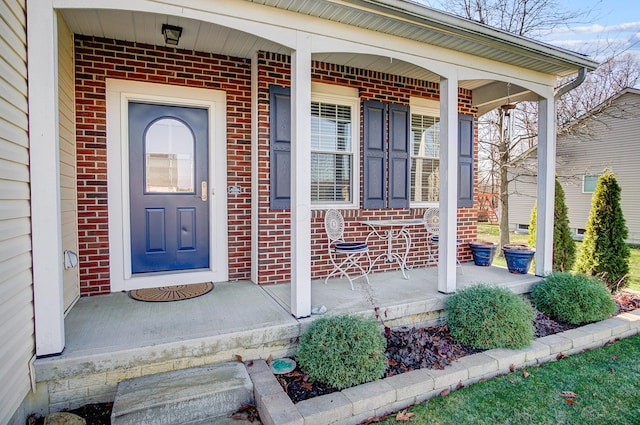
[75,36,252,295]
[75,37,478,294]
[256,52,478,285]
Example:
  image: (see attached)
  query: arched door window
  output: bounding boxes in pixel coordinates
[145,118,195,193]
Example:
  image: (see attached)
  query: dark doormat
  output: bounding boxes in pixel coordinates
[128,282,214,302]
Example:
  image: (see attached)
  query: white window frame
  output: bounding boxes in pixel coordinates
[310,83,360,210]
[582,175,600,193]
[410,98,441,207]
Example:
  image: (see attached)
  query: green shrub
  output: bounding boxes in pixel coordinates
[296,314,387,389]
[575,169,630,291]
[528,179,576,272]
[445,285,534,349]
[531,272,616,324]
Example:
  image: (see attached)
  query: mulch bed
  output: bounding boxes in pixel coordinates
[27,291,640,423]
[277,291,640,404]
[277,311,572,404]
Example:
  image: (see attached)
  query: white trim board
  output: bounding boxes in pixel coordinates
[106,79,228,291]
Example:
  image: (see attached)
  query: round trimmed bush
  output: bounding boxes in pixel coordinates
[296,314,387,389]
[531,272,616,324]
[446,284,535,349]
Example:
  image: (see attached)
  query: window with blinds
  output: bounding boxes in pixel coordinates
[410,113,440,204]
[311,101,353,204]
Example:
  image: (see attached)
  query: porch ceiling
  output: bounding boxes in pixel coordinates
[59,0,598,109]
[60,8,484,90]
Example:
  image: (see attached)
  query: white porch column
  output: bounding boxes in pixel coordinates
[290,32,312,318]
[535,95,556,275]
[438,76,459,293]
[250,52,259,284]
[28,2,65,355]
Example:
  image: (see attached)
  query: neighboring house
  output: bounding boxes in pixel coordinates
[509,88,640,244]
[2,0,597,422]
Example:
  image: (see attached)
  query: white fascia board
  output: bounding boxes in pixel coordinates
[345,0,599,72]
[312,32,556,95]
[56,0,595,77]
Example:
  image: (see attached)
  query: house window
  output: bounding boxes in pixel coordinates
[583,175,599,193]
[410,108,440,205]
[310,92,359,208]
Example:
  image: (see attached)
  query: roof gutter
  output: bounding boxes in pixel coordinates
[554,67,588,99]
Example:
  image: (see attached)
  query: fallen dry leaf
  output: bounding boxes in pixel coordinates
[556,353,568,360]
[522,369,530,378]
[479,378,487,383]
[360,414,391,424]
[509,364,516,372]
[560,391,577,398]
[301,382,313,391]
[266,354,273,365]
[440,388,450,397]
[246,360,253,367]
[456,380,464,390]
[564,399,578,405]
[234,354,243,363]
[507,379,517,384]
[611,355,618,361]
[395,409,415,421]
[604,338,620,347]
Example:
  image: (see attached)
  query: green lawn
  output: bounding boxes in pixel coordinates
[476,223,640,292]
[376,334,640,425]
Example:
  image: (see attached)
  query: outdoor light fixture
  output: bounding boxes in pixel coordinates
[162,24,183,45]
[500,82,517,116]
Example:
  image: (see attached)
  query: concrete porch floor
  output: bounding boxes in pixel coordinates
[33,264,541,411]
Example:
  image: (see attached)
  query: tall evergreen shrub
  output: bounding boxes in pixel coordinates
[575,169,630,291]
[527,179,576,272]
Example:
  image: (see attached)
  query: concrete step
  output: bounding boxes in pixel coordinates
[110,362,253,425]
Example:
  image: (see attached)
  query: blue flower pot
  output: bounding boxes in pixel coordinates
[468,241,498,266]
[502,245,535,274]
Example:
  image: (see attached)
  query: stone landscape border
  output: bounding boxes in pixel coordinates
[246,309,640,425]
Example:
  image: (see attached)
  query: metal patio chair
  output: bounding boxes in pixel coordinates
[423,207,463,272]
[324,209,371,290]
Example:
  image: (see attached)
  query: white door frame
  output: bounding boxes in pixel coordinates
[106,79,228,291]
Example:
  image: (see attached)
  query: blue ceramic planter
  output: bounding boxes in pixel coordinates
[502,245,535,274]
[468,241,498,266]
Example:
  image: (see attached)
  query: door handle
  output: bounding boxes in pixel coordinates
[201,181,208,201]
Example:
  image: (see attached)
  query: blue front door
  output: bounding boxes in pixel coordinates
[129,102,209,273]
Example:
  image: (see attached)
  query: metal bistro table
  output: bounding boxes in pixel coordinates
[359,218,424,279]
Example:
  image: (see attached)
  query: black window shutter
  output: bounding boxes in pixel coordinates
[388,104,410,208]
[363,100,387,209]
[269,85,291,210]
[458,114,474,208]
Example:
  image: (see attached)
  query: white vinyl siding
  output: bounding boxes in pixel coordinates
[58,17,80,313]
[509,90,640,243]
[0,0,34,423]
